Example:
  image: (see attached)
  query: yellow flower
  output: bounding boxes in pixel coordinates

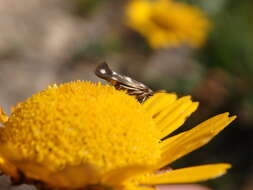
[125,0,210,49]
[0,81,235,190]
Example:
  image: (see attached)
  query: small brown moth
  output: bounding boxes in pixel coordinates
[95,62,154,103]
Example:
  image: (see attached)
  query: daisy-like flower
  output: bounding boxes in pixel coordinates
[125,0,210,49]
[0,81,235,190]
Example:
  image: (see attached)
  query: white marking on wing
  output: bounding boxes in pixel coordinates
[139,83,146,87]
[125,77,133,82]
[100,69,106,74]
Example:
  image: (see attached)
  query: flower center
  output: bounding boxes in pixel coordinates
[0,81,161,180]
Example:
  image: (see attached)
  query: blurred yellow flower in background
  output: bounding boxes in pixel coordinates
[0,81,235,190]
[126,0,210,49]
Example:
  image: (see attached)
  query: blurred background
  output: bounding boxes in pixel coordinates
[0,0,252,189]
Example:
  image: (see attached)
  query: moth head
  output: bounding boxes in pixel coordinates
[95,62,113,80]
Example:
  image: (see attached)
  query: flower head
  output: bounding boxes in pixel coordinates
[125,0,210,49]
[0,81,235,190]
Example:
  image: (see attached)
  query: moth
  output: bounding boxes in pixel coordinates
[95,62,154,103]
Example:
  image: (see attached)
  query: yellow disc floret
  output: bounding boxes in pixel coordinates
[0,81,160,187]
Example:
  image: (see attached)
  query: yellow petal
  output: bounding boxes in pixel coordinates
[155,96,191,126]
[143,92,177,118]
[124,184,155,190]
[140,164,231,184]
[158,113,236,167]
[157,99,199,139]
[143,93,198,138]
[0,107,8,123]
[102,165,153,186]
[5,160,102,189]
[0,157,19,179]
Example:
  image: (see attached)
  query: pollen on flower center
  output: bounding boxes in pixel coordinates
[0,81,161,178]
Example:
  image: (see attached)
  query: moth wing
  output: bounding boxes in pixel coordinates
[95,62,153,95]
[115,75,149,90]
